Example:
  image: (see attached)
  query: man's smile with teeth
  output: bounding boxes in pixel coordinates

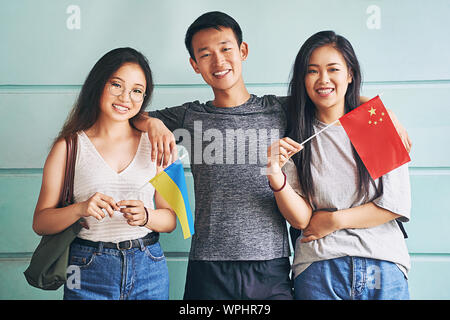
[213,70,231,76]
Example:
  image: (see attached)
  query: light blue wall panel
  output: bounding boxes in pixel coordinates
[0,172,41,253]
[1,0,449,85]
[1,0,449,300]
[406,171,450,253]
[166,258,188,300]
[362,82,450,167]
[409,254,450,300]
[0,258,63,300]
[0,91,74,168]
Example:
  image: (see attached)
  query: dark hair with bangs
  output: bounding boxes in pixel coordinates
[287,30,382,202]
[185,11,243,61]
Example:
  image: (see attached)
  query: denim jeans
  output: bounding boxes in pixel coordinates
[63,239,169,300]
[294,256,409,300]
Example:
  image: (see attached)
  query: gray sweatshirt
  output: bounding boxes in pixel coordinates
[149,95,291,261]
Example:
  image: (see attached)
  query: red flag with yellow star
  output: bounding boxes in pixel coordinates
[339,95,410,180]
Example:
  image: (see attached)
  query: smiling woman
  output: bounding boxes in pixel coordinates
[271,30,411,300]
[97,63,146,121]
[31,47,177,300]
[304,45,353,124]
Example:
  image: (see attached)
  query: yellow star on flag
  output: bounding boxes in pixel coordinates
[368,108,385,126]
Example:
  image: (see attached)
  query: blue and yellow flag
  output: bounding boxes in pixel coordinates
[149,159,194,239]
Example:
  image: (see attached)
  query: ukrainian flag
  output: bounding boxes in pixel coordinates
[149,159,194,239]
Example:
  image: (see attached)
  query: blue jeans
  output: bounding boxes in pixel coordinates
[63,240,169,300]
[294,256,409,300]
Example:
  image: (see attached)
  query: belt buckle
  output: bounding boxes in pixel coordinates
[116,240,133,250]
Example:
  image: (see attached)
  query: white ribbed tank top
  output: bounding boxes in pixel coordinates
[74,131,156,243]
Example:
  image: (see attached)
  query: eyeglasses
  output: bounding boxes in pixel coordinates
[108,81,146,102]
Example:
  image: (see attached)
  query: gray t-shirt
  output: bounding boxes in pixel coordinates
[283,119,411,278]
[149,95,291,261]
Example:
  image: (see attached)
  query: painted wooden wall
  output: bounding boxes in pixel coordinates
[1,0,449,299]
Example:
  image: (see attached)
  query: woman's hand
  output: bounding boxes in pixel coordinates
[267,137,303,175]
[118,200,149,227]
[79,192,119,221]
[301,209,340,243]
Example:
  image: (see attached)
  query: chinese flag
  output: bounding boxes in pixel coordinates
[339,96,410,180]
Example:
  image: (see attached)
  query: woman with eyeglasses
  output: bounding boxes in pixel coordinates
[32,47,177,300]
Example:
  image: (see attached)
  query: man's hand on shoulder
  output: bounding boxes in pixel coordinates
[133,113,178,167]
[148,117,178,167]
[360,96,412,153]
[386,109,412,153]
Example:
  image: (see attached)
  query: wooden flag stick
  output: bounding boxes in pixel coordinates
[101,153,190,221]
[127,152,188,198]
[299,94,382,145]
[300,119,340,146]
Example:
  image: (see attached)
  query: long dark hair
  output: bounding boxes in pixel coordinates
[287,30,381,202]
[54,47,153,146]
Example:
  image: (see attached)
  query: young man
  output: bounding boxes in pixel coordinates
[134,11,411,299]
